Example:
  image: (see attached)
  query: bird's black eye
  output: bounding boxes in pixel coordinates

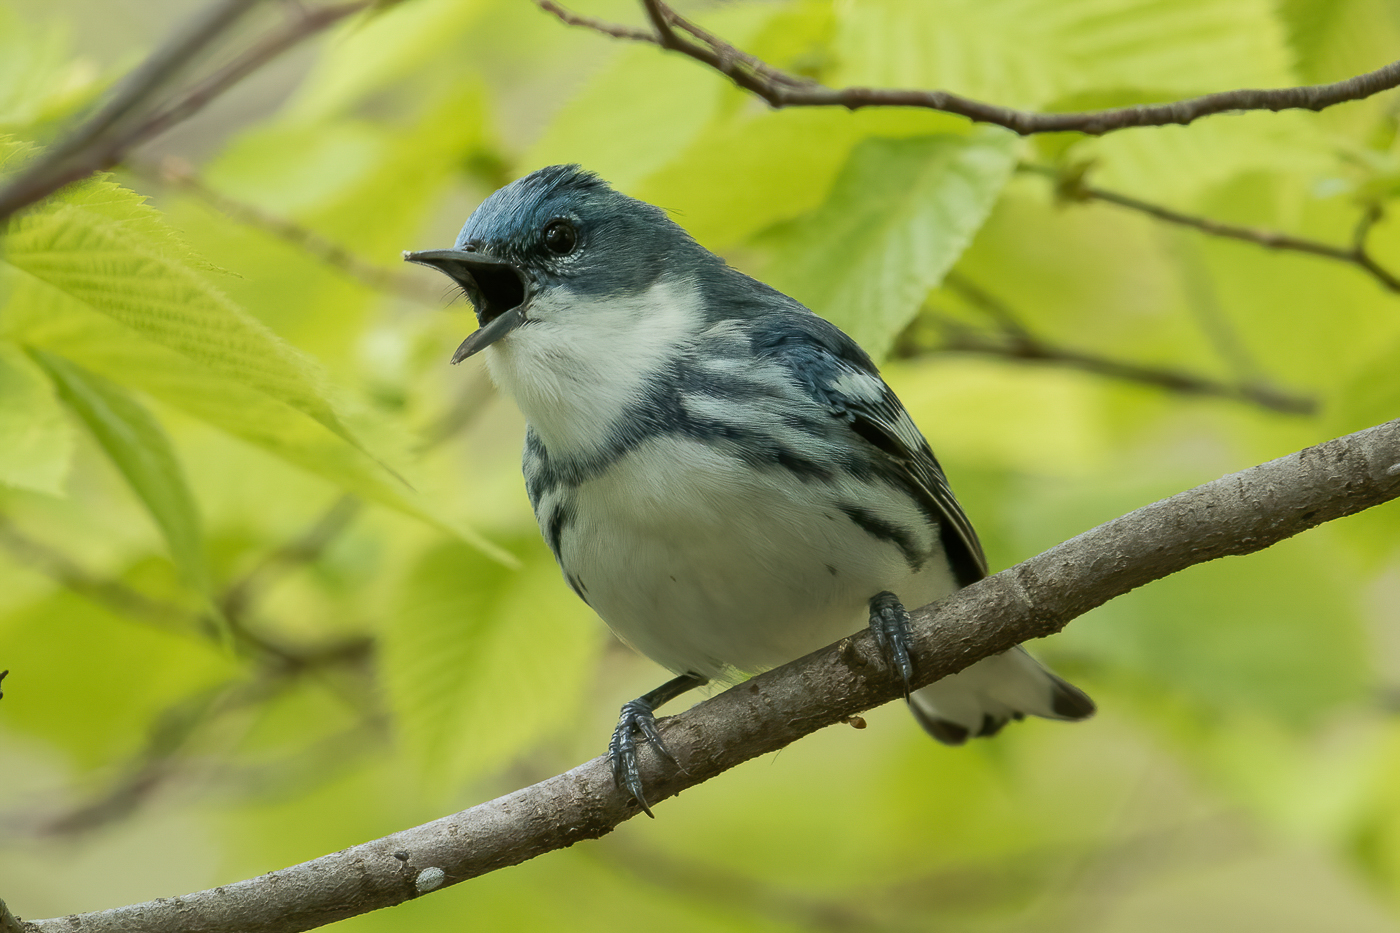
[542,219,577,256]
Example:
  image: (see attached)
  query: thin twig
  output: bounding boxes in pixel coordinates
[20,642,374,839]
[0,1,371,223]
[46,0,261,158]
[909,318,1317,415]
[0,516,207,636]
[538,0,1400,136]
[132,158,445,303]
[0,514,366,669]
[122,3,369,151]
[942,271,1033,340]
[219,494,364,622]
[894,276,1317,416]
[535,0,654,41]
[1022,164,1400,294]
[25,417,1400,933]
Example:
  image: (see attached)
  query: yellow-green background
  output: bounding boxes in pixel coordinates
[3,0,1400,929]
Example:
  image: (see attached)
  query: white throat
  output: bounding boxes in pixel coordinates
[483,277,703,457]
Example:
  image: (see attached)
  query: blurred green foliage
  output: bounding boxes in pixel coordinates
[2,0,1400,929]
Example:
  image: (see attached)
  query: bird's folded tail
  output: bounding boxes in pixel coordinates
[908,646,1094,745]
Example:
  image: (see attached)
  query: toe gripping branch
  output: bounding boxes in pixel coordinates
[869,590,915,698]
[608,672,708,818]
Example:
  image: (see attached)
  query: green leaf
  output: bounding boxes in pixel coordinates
[1073,110,1333,201]
[0,586,237,770]
[758,131,1017,358]
[1061,524,1370,721]
[198,84,493,362]
[522,4,777,191]
[284,0,490,122]
[380,539,601,792]
[635,108,974,250]
[832,0,1295,109]
[0,338,72,495]
[28,349,210,592]
[3,273,505,558]
[2,174,349,442]
[0,9,103,133]
[0,157,502,556]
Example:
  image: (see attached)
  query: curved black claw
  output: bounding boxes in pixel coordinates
[869,590,915,698]
[606,672,707,817]
[608,698,677,818]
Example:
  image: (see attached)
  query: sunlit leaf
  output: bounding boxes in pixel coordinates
[286,0,490,121]
[758,131,1017,357]
[3,174,349,441]
[0,9,102,133]
[0,587,237,770]
[2,273,504,556]
[29,349,210,592]
[523,4,778,190]
[1063,531,1370,721]
[380,539,601,792]
[0,158,503,555]
[0,338,72,495]
[832,0,1295,108]
[636,108,973,250]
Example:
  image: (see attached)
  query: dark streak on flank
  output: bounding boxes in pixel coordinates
[838,503,924,571]
[546,503,572,561]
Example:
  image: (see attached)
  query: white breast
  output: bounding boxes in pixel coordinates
[558,433,958,680]
[484,278,704,459]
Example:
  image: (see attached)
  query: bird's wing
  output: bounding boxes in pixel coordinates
[753,312,989,584]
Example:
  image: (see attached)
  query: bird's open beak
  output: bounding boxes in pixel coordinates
[403,248,531,363]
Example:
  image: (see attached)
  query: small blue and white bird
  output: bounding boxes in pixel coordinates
[406,165,1093,813]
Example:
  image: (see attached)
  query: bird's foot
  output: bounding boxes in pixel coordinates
[869,590,915,698]
[606,672,706,817]
[608,697,677,819]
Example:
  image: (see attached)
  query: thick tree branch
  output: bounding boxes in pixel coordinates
[1022,164,1400,294]
[26,418,1400,933]
[538,0,1400,135]
[0,0,372,224]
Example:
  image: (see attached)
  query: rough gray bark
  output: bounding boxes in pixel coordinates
[20,418,1400,933]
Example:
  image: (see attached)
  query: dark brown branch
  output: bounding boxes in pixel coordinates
[0,1,370,224]
[30,418,1400,933]
[535,0,654,42]
[1023,164,1400,294]
[537,0,1400,136]
[894,275,1316,416]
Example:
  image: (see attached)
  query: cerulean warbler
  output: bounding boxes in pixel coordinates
[406,165,1094,814]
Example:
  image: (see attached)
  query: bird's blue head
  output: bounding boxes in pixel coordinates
[405,164,712,363]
